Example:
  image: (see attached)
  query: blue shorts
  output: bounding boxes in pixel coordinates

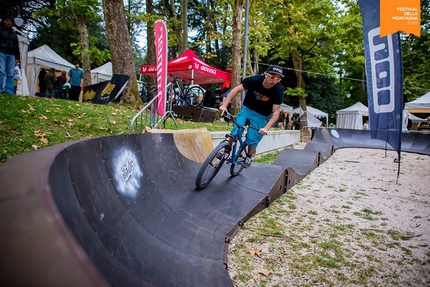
[230,106,268,147]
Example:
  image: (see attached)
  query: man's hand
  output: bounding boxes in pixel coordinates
[259,128,269,135]
[219,105,228,116]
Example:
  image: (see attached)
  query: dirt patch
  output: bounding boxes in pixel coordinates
[228,146,430,286]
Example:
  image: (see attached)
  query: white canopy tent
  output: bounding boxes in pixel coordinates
[292,106,328,126]
[280,103,293,113]
[91,62,112,84]
[404,91,430,113]
[336,102,369,129]
[16,32,30,96]
[26,45,74,96]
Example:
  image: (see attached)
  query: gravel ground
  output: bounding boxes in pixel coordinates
[228,146,430,286]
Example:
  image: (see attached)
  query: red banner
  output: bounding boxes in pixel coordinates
[154,20,168,116]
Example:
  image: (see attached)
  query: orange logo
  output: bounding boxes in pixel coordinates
[261,95,269,101]
[380,0,420,37]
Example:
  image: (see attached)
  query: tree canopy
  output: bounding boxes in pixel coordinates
[4,0,430,113]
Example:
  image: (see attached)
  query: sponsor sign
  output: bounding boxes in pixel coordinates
[154,20,168,116]
[359,0,403,157]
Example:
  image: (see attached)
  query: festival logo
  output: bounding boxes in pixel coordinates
[380,0,420,37]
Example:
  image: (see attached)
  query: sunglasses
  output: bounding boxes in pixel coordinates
[265,73,282,82]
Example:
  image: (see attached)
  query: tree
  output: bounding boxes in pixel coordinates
[230,0,244,113]
[103,0,140,105]
[402,0,430,101]
[271,0,346,128]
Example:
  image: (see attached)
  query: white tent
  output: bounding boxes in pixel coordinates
[280,103,293,112]
[336,102,369,129]
[404,91,430,113]
[26,45,74,96]
[292,106,328,126]
[302,112,322,128]
[91,62,112,84]
[16,32,30,96]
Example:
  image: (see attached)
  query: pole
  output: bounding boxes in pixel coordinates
[241,0,250,103]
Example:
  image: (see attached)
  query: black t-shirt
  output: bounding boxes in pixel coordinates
[242,75,284,117]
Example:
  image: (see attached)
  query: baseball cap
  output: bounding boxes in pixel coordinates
[266,65,284,78]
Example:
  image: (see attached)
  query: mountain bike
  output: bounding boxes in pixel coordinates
[195,112,259,190]
[170,74,205,107]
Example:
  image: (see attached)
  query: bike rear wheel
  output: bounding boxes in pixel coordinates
[195,141,230,190]
[230,141,247,176]
[186,86,205,107]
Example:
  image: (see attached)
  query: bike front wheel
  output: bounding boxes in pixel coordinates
[195,141,230,190]
[186,86,205,107]
[230,142,247,176]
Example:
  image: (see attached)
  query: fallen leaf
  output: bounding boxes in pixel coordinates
[245,248,261,257]
[258,269,273,277]
[68,119,74,122]
[32,144,38,150]
[252,275,260,282]
[39,115,47,120]
[28,104,35,111]
[111,120,116,125]
[40,137,49,144]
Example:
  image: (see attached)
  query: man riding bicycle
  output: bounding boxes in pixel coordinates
[219,65,285,168]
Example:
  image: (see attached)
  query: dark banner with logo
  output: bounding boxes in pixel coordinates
[358,0,403,157]
[83,74,130,105]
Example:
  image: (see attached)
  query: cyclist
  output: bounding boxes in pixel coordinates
[219,65,285,168]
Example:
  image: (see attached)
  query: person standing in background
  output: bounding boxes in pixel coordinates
[44,68,56,98]
[67,61,84,101]
[56,70,67,99]
[0,15,20,94]
[38,69,47,96]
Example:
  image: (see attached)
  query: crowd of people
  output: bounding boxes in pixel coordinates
[1,15,84,101]
[273,111,301,130]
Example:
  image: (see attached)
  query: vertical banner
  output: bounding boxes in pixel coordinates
[154,20,168,116]
[358,0,403,158]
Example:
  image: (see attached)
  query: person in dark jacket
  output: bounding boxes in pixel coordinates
[0,15,20,94]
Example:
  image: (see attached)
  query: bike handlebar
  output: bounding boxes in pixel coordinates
[223,112,259,131]
[170,73,192,85]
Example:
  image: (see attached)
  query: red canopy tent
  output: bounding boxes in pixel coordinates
[140,49,231,85]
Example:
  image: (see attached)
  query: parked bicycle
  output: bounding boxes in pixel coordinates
[195,112,259,190]
[170,74,205,107]
[139,82,157,103]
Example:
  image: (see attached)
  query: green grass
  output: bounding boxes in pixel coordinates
[0,93,241,164]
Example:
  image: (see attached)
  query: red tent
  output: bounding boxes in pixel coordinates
[140,49,231,85]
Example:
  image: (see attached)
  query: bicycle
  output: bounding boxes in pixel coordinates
[195,112,259,190]
[170,74,205,107]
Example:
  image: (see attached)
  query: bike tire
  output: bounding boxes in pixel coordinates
[230,141,247,176]
[186,86,205,107]
[195,141,231,190]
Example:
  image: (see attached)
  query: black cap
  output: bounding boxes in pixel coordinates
[2,15,14,21]
[266,65,284,78]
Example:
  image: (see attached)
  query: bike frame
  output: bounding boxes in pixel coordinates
[172,75,192,107]
[228,126,247,165]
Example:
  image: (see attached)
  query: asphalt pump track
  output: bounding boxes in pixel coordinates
[0,128,428,286]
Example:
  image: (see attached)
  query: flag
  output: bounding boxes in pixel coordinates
[358,0,403,158]
[83,74,130,105]
[154,20,168,116]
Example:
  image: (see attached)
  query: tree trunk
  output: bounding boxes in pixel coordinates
[292,49,307,130]
[146,0,156,87]
[230,0,244,114]
[71,14,91,87]
[103,0,140,106]
[179,0,188,53]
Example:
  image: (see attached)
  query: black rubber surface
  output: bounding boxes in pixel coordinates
[3,128,427,286]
